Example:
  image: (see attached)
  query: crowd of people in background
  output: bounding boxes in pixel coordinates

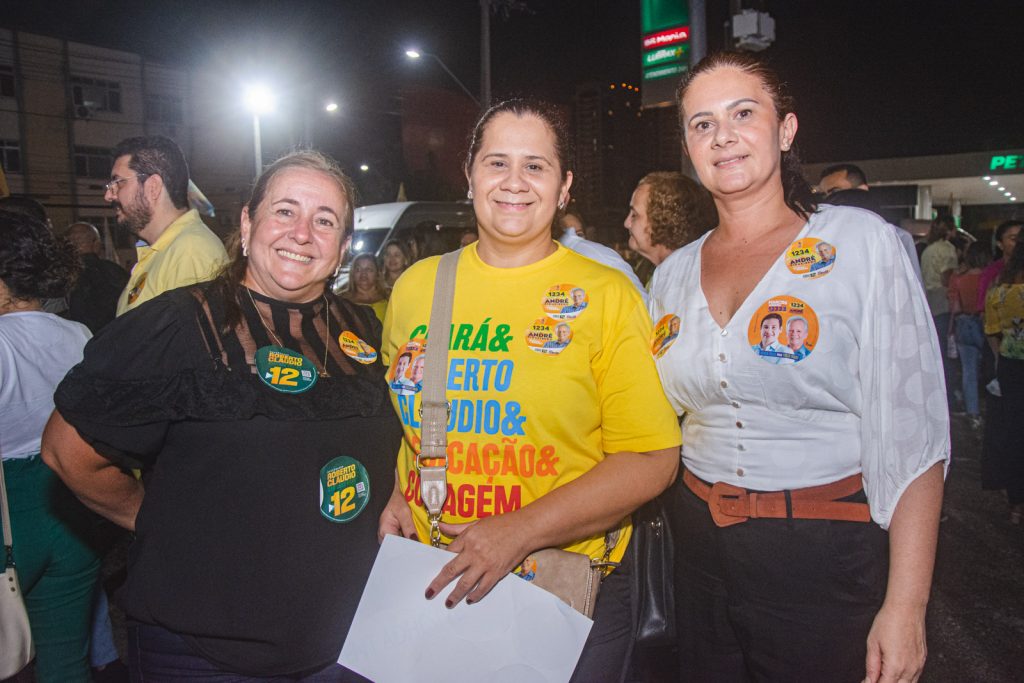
[0,48,1019,683]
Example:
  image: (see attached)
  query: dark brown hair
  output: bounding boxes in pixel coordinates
[637,172,718,250]
[112,136,191,210]
[0,209,80,303]
[676,51,817,220]
[211,150,356,330]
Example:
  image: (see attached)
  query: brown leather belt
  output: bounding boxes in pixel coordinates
[683,469,871,528]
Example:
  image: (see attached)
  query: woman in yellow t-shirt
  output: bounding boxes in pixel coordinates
[378,99,681,682]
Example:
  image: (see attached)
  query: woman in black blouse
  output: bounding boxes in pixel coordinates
[42,151,401,681]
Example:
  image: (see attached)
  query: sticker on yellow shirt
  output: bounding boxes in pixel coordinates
[389,339,425,395]
[338,331,377,364]
[651,314,680,358]
[525,317,573,355]
[542,283,589,320]
[747,296,818,364]
[785,238,836,279]
[319,456,370,523]
[126,272,147,305]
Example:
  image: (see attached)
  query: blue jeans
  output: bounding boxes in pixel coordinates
[955,315,985,416]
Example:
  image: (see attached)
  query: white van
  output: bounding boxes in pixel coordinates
[333,201,476,291]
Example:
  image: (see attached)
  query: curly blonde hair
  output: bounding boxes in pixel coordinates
[637,172,718,250]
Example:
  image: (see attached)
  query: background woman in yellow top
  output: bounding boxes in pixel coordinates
[378,99,681,682]
[341,251,390,322]
[984,237,1024,524]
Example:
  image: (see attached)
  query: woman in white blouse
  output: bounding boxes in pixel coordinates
[647,52,948,682]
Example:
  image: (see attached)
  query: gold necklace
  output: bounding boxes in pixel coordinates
[245,287,331,378]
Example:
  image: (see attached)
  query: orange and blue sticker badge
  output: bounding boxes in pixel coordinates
[747,296,819,365]
[542,283,589,321]
[388,339,425,395]
[338,330,377,364]
[525,316,573,355]
[651,314,680,359]
[785,238,836,279]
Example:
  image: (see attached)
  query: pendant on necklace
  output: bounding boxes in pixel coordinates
[254,344,319,394]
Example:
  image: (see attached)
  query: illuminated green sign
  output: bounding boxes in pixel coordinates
[643,44,689,68]
[991,154,1024,172]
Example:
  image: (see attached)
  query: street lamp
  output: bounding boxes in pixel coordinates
[325,101,339,113]
[243,84,276,177]
[404,48,480,107]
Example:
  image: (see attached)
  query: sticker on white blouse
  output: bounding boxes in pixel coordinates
[651,314,681,359]
[388,339,425,395]
[126,272,147,305]
[525,317,573,355]
[785,238,836,279]
[747,296,819,364]
[542,283,589,320]
[338,331,377,364]
[319,456,371,523]
[255,345,319,393]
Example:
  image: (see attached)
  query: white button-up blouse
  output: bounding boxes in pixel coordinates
[648,205,949,528]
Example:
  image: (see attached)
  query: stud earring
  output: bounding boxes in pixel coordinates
[332,262,343,279]
[557,200,566,210]
[467,189,474,200]
[241,238,248,257]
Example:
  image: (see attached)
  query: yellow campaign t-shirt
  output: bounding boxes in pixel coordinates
[383,243,681,563]
[985,283,1024,360]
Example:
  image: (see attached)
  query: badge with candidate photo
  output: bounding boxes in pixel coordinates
[525,316,573,355]
[785,238,836,279]
[542,283,589,321]
[651,314,681,359]
[388,339,425,396]
[319,456,371,523]
[255,345,318,393]
[338,330,377,364]
[747,296,819,365]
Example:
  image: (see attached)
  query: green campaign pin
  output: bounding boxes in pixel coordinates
[319,456,371,523]
[254,345,318,394]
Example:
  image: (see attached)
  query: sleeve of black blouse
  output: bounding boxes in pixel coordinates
[54,290,202,471]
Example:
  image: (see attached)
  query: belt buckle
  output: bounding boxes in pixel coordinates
[708,481,749,528]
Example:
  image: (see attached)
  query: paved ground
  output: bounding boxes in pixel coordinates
[925,413,1024,682]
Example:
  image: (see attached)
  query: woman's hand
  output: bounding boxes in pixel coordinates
[377,472,418,543]
[424,515,531,608]
[863,602,928,683]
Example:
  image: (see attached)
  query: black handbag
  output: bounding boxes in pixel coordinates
[631,494,676,646]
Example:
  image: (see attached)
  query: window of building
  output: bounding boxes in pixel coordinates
[145,92,184,124]
[71,76,122,114]
[74,146,111,178]
[0,65,14,98]
[0,139,21,173]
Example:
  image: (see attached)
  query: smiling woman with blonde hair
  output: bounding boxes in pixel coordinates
[42,150,401,681]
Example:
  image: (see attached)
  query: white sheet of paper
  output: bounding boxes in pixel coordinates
[339,535,594,683]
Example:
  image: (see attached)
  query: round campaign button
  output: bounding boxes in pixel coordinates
[785,238,836,279]
[524,316,573,355]
[338,330,378,364]
[747,296,819,365]
[254,345,319,393]
[651,314,681,359]
[319,456,371,523]
[542,283,589,321]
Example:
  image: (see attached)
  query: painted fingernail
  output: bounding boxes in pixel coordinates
[445,599,454,609]
[466,598,474,605]
[425,588,435,599]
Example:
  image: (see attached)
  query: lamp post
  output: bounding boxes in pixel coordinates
[243,84,276,177]
[404,49,480,107]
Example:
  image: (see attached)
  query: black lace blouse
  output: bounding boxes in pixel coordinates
[55,282,402,677]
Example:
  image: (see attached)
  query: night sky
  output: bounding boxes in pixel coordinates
[4,0,1021,164]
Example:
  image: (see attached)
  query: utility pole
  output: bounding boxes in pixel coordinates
[480,0,491,108]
